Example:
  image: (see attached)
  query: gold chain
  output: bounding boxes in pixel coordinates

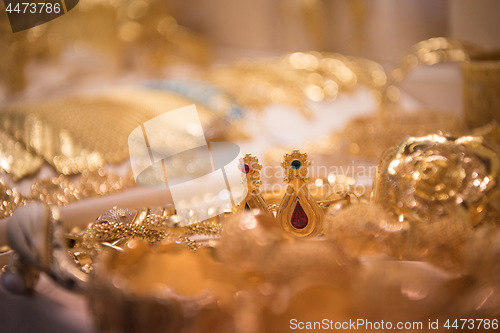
[185,220,223,236]
[0,169,136,219]
[81,213,222,257]
[29,169,136,206]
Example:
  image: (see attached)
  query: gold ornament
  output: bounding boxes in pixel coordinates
[276,150,324,238]
[0,169,136,219]
[373,134,500,226]
[2,202,226,293]
[369,134,500,272]
[237,154,272,216]
[79,206,222,259]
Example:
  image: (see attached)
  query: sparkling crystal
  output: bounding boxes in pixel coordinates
[291,202,308,229]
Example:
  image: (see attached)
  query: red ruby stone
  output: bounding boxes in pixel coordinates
[291,202,308,229]
[243,164,250,174]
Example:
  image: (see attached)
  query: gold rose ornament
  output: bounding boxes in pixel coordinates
[373,134,500,226]
[372,134,500,271]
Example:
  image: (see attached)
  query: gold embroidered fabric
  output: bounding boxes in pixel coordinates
[0,89,238,180]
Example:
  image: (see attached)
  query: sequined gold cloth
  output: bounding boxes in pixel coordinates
[0,89,237,179]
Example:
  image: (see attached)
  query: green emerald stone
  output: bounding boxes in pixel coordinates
[291,159,302,170]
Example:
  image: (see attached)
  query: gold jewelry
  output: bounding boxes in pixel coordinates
[237,154,272,215]
[0,169,136,219]
[74,150,346,270]
[372,134,500,226]
[67,212,220,275]
[29,169,136,206]
[77,207,223,261]
[276,150,324,238]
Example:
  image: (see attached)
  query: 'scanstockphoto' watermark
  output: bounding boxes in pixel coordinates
[291,319,423,330]
[290,318,499,330]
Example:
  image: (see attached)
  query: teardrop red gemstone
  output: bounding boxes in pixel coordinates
[291,202,308,229]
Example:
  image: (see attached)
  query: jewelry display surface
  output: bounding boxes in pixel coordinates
[0,75,471,332]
